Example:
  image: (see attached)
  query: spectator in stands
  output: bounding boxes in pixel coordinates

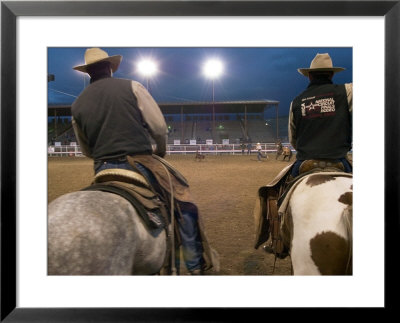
[71,48,216,275]
[289,53,352,177]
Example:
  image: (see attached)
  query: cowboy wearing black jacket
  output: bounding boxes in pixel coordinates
[289,53,353,177]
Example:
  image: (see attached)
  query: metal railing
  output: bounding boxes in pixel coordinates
[47,143,293,157]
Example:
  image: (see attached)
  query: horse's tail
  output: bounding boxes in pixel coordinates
[341,204,353,275]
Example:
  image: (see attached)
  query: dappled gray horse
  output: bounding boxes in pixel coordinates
[48,190,168,275]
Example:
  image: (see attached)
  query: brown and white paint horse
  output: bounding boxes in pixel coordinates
[280,173,352,275]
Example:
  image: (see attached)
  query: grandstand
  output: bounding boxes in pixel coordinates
[48,100,292,157]
[160,100,282,144]
[48,100,287,145]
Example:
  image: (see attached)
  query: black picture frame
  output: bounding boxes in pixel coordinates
[1,0,398,321]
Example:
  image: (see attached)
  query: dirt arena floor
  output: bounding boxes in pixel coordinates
[48,153,293,275]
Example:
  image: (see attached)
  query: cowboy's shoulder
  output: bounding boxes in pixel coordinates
[336,82,352,87]
[292,88,309,101]
[327,83,352,99]
[105,78,146,92]
[129,80,148,92]
[344,83,352,90]
[326,83,352,93]
[110,77,135,84]
[344,83,352,99]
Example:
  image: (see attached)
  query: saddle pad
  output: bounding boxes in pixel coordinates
[82,181,168,230]
[94,168,149,188]
[299,159,345,174]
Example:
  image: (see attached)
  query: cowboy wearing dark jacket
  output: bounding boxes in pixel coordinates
[255,53,353,256]
[71,48,218,275]
[289,53,353,177]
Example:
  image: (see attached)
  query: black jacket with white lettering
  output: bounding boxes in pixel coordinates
[291,82,352,160]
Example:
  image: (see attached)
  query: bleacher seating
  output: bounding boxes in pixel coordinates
[166,119,250,144]
[48,115,289,146]
[48,119,76,145]
[246,120,276,143]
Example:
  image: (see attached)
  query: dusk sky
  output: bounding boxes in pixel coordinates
[47,47,352,116]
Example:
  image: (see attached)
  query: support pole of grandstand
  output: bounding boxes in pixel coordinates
[212,79,215,143]
[244,104,247,139]
[54,109,57,138]
[275,104,279,141]
[181,106,184,143]
[203,59,223,143]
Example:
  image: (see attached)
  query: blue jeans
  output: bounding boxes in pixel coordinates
[99,160,204,271]
[174,208,204,272]
[291,158,352,177]
[135,163,204,271]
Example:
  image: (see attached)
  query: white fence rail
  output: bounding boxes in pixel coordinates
[48,143,293,157]
[48,145,84,157]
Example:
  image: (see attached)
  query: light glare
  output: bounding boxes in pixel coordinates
[137,60,157,76]
[203,59,223,78]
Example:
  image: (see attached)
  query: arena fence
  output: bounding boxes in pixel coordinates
[47,143,293,157]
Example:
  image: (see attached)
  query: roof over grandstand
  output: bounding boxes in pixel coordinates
[48,99,279,117]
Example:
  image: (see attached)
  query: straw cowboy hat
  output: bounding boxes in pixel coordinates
[298,53,345,77]
[73,48,122,73]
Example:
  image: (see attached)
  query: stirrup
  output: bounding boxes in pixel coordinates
[263,244,274,254]
[263,243,289,259]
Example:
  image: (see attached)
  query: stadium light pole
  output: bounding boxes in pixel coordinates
[203,59,223,142]
[137,59,158,92]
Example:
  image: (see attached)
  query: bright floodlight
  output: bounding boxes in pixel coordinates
[137,59,157,76]
[203,59,223,78]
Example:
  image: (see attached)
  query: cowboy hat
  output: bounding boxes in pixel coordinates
[73,48,122,73]
[297,53,345,77]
